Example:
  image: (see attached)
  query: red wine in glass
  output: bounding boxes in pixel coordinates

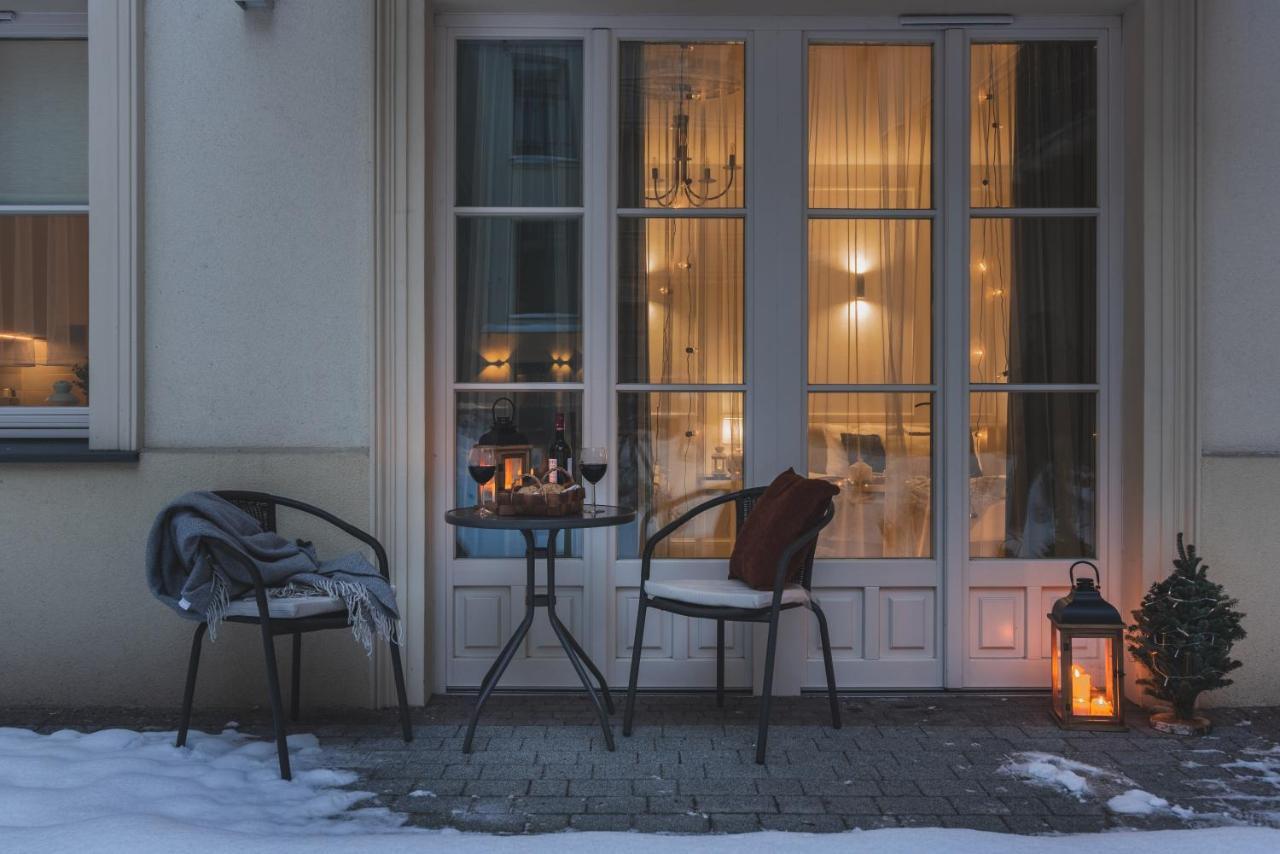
[468,464,496,484]
[468,446,496,514]
[580,447,607,515]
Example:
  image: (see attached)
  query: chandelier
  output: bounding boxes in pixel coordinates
[644,44,740,208]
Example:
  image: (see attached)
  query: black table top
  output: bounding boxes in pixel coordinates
[445,506,635,531]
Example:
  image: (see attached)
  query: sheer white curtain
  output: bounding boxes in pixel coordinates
[807,45,933,559]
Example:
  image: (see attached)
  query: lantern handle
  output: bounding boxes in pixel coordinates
[1069,560,1101,590]
[491,396,517,425]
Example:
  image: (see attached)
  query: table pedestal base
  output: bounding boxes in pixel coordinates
[463,528,615,753]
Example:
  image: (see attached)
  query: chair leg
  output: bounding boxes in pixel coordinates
[176,623,207,748]
[389,638,413,742]
[811,602,842,730]
[716,619,725,708]
[258,622,292,780]
[755,612,782,765]
[290,632,302,722]
[622,596,649,737]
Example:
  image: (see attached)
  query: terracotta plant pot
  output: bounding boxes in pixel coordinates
[1149,711,1212,736]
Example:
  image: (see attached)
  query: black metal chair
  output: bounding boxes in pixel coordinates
[622,485,841,764]
[174,490,412,779]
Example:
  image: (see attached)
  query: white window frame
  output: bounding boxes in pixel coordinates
[0,1,140,450]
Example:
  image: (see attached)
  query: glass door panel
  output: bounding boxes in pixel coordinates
[617,391,744,559]
[456,217,582,383]
[970,41,1097,209]
[970,217,1096,385]
[617,41,747,566]
[808,44,933,209]
[808,392,933,558]
[456,40,583,207]
[618,217,744,384]
[969,391,1096,558]
[807,218,932,385]
[619,42,745,210]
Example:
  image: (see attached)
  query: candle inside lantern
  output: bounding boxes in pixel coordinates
[1071,665,1092,716]
[1090,694,1114,716]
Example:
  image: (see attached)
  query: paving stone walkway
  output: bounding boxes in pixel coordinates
[6,694,1280,835]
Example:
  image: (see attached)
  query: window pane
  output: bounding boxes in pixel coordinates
[456,40,582,207]
[618,391,743,559]
[619,42,744,210]
[970,218,1095,384]
[455,390,582,558]
[971,42,1097,208]
[808,44,932,210]
[456,217,581,383]
[809,393,932,558]
[970,392,1096,558]
[619,217,743,384]
[808,219,931,385]
[0,40,87,205]
[0,214,89,406]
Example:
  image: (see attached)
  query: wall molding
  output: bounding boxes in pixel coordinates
[372,0,430,707]
[1140,0,1199,590]
[87,0,142,451]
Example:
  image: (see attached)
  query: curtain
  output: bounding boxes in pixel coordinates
[0,214,87,367]
[806,45,933,558]
[1003,42,1097,557]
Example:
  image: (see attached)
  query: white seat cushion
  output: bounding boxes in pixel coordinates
[644,578,809,609]
[223,594,346,620]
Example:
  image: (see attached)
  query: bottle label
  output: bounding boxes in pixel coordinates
[548,459,559,483]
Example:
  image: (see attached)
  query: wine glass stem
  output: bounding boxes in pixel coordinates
[591,483,598,516]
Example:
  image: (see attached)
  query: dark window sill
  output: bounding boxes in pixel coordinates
[0,439,140,464]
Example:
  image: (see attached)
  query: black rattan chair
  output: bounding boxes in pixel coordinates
[173,490,412,779]
[622,485,841,764]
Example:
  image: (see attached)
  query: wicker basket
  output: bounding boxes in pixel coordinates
[496,472,585,517]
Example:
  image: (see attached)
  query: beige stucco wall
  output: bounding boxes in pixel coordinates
[0,450,373,707]
[1195,0,1280,706]
[0,1,381,707]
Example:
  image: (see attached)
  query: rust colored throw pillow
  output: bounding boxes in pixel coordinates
[729,468,838,591]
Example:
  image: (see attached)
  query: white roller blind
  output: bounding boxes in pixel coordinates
[0,39,88,205]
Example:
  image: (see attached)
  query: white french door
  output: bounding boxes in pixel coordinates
[432,15,1119,693]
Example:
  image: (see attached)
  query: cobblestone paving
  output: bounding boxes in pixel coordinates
[6,694,1280,835]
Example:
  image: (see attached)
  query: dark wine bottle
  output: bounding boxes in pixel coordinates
[547,412,573,484]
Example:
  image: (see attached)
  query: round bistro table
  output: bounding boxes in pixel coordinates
[445,505,636,752]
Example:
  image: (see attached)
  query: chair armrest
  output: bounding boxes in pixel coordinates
[639,485,767,583]
[216,490,391,581]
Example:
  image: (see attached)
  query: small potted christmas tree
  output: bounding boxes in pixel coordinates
[1126,534,1246,735]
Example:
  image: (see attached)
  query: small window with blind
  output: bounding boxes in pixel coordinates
[0,34,90,434]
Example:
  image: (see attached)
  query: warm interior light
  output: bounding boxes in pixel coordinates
[719,415,743,447]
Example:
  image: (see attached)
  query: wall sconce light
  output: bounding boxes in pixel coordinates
[482,355,509,369]
[234,0,274,9]
[854,271,867,301]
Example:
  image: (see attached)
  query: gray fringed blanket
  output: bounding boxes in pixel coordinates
[146,491,401,654]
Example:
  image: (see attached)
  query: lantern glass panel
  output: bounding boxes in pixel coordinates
[455,390,583,558]
[1051,623,1062,712]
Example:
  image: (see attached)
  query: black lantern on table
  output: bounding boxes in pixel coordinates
[1049,561,1126,730]
[476,397,532,494]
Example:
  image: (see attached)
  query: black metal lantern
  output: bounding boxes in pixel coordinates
[1049,561,1126,730]
[477,397,532,493]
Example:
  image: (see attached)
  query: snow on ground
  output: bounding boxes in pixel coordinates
[2,728,1279,853]
[1002,751,1197,818]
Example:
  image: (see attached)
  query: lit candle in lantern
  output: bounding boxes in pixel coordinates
[1091,694,1114,716]
[1071,665,1092,716]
